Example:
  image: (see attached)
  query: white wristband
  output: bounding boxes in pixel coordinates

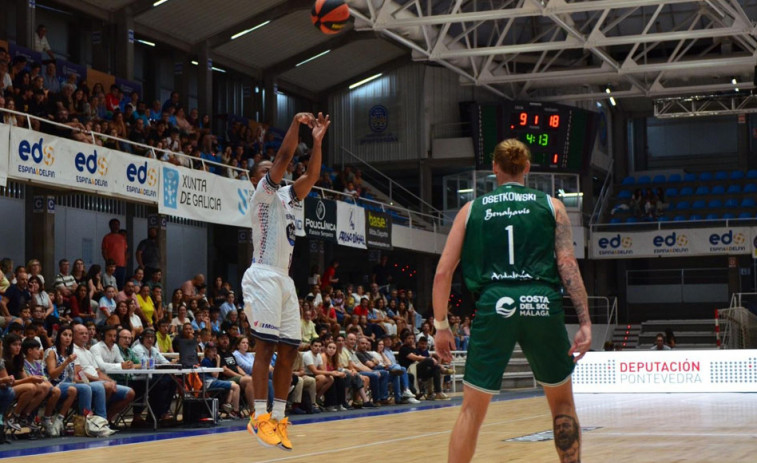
[434,318,450,331]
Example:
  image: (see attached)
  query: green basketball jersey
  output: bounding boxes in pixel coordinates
[461,182,560,295]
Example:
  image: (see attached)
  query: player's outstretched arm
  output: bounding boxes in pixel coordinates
[269,112,315,185]
[293,112,330,200]
[432,202,470,363]
[552,197,592,362]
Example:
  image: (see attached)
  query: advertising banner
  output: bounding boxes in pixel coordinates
[0,123,9,187]
[336,201,367,249]
[158,164,252,227]
[573,350,757,393]
[8,126,114,193]
[304,197,337,242]
[366,210,392,250]
[591,226,752,259]
[109,154,160,203]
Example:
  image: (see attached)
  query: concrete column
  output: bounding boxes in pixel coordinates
[197,42,213,119]
[114,7,135,79]
[418,160,433,216]
[173,52,192,109]
[736,114,749,170]
[26,188,55,286]
[16,0,35,50]
[147,213,168,287]
[90,20,110,72]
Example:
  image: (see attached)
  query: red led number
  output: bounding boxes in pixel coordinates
[552,154,559,164]
[549,114,560,128]
[533,115,540,125]
[519,112,528,126]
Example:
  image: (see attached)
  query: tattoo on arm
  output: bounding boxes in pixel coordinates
[554,202,590,325]
[553,414,581,463]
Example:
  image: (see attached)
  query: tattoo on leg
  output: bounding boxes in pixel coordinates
[554,414,581,463]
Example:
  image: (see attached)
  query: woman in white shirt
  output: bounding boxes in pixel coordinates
[232,336,255,375]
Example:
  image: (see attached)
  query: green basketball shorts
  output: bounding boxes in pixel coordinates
[463,283,575,394]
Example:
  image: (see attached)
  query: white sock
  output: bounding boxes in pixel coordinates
[272,399,287,421]
[254,400,267,418]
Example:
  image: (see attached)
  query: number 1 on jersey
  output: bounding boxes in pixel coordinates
[505,225,515,265]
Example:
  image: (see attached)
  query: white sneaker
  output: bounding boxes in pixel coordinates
[402,389,415,399]
[42,417,58,437]
[54,415,65,436]
[406,397,421,404]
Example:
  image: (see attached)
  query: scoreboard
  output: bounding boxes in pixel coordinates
[466,100,597,173]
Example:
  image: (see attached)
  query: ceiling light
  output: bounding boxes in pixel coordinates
[231,20,271,40]
[153,0,169,6]
[296,50,331,67]
[457,188,473,194]
[349,73,383,90]
[732,78,737,85]
[735,87,739,92]
[137,39,155,47]
[609,96,617,106]
[605,87,611,94]
[191,60,198,65]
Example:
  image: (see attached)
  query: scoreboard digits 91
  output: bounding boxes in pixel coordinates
[506,101,574,170]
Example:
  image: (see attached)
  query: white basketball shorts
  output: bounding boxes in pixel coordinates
[242,264,301,347]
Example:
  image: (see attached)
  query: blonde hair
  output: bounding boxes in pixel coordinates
[493,138,531,176]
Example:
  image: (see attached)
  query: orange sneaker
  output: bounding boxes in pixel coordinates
[248,413,281,448]
[275,417,292,451]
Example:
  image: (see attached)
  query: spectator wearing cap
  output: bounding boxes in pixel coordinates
[200,342,241,418]
[125,328,176,423]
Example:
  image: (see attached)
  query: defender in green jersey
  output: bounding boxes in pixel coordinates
[433,139,592,463]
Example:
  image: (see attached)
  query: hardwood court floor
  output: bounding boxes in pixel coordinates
[3,392,756,462]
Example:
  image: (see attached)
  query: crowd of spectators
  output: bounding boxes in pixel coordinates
[611,187,668,220]
[0,43,376,203]
[0,244,472,439]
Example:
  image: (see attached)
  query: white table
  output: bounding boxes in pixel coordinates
[104,367,224,429]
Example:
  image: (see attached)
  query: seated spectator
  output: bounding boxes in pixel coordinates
[300,309,318,347]
[219,291,237,321]
[200,343,240,418]
[173,322,199,367]
[651,333,671,351]
[136,283,157,327]
[1,270,32,318]
[127,298,145,337]
[23,337,77,436]
[72,324,134,422]
[54,258,77,298]
[71,259,87,285]
[155,319,173,353]
[354,336,390,404]
[43,61,60,94]
[119,328,175,424]
[290,351,316,414]
[117,280,138,304]
[320,340,349,411]
[302,339,333,410]
[2,333,49,432]
[102,260,118,290]
[217,334,254,411]
[97,285,117,325]
[171,303,191,335]
[129,268,145,290]
[378,337,418,404]
[167,289,184,318]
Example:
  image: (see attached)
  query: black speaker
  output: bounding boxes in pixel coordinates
[753,65,757,87]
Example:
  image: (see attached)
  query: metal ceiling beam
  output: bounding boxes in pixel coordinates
[536,81,756,102]
[316,54,412,99]
[49,0,110,21]
[124,0,158,18]
[373,0,697,28]
[206,0,312,49]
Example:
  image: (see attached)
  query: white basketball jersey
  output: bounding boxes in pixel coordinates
[250,174,299,271]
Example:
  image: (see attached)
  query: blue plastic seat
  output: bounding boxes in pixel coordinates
[683,173,697,182]
[673,215,688,221]
[741,198,756,208]
[652,174,666,184]
[706,213,719,220]
[699,172,713,181]
[679,186,694,196]
[711,185,726,195]
[664,187,678,198]
[723,213,736,219]
[668,173,683,183]
[694,186,710,195]
[625,217,639,223]
[617,190,632,199]
[690,214,703,221]
[637,175,651,185]
[744,184,757,193]
[657,216,670,222]
[731,171,745,180]
[725,198,739,208]
[714,171,728,181]
[747,170,757,179]
[676,201,690,210]
[692,200,706,209]
[610,218,621,224]
[621,176,635,185]
[726,184,741,194]
[707,199,722,208]
[738,212,753,219]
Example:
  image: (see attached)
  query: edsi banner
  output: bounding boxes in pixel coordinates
[366,210,392,250]
[591,226,752,259]
[304,197,337,242]
[336,202,367,249]
[158,164,252,227]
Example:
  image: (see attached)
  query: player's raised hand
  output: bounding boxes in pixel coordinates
[294,112,315,127]
[312,112,331,142]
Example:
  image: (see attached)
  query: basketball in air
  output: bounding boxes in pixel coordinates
[311,0,350,34]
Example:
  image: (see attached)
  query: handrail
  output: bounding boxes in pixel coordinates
[1,109,447,231]
[591,216,757,232]
[340,146,443,216]
[589,158,614,225]
[730,292,757,308]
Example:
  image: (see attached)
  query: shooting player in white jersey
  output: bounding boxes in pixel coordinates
[244,112,330,451]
